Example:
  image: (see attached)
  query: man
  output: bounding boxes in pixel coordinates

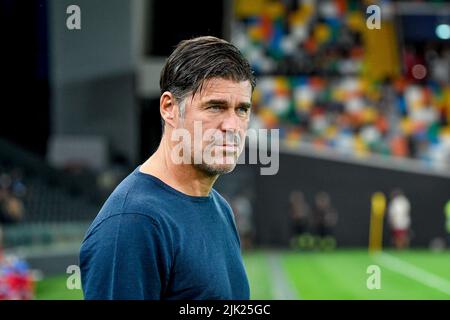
[79,36,256,300]
[388,189,411,250]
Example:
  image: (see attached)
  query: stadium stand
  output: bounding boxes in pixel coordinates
[232,0,450,171]
[0,139,102,249]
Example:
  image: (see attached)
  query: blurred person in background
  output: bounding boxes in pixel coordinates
[0,168,26,263]
[312,192,338,239]
[0,173,25,258]
[289,190,311,246]
[9,168,27,199]
[0,173,24,224]
[231,191,254,250]
[388,189,411,250]
[445,199,450,249]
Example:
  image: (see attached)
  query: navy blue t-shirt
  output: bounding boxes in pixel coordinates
[79,166,250,300]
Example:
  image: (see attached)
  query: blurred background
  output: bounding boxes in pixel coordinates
[0,0,449,300]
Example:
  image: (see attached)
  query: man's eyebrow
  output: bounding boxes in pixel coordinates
[203,99,252,109]
[238,102,252,109]
[203,99,229,106]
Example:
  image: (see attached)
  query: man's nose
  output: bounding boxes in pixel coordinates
[220,110,240,132]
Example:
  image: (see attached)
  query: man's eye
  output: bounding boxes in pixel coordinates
[209,105,222,111]
[237,107,250,115]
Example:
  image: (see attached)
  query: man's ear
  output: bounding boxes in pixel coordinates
[160,91,179,128]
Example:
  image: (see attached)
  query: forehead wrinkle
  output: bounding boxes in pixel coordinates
[200,78,251,93]
[187,79,252,111]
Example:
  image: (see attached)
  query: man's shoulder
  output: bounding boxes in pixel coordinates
[211,188,232,209]
[211,189,237,224]
[89,170,174,230]
[121,168,176,204]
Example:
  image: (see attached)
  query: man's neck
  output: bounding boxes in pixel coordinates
[139,139,218,197]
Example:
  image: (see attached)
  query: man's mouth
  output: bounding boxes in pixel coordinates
[215,144,239,152]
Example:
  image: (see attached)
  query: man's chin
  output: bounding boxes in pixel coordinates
[194,161,237,176]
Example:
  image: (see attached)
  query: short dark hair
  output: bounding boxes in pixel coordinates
[160,36,256,107]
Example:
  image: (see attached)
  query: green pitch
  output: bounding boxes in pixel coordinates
[35,274,83,300]
[244,249,450,300]
[34,249,450,300]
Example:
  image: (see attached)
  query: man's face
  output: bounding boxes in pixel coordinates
[176,78,252,176]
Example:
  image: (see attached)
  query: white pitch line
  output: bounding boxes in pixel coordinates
[267,253,299,300]
[374,252,450,296]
